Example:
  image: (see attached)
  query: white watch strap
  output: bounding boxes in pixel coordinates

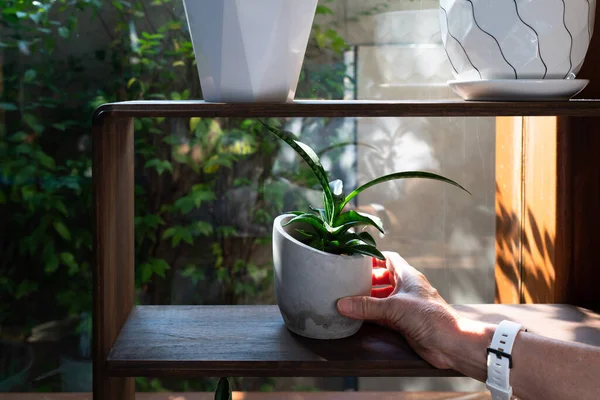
[486,320,526,400]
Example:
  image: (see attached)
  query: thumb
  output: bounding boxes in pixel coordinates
[337,296,389,320]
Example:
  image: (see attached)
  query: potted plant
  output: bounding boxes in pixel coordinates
[263,123,469,339]
[182,0,318,103]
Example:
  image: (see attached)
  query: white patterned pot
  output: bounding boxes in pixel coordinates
[183,0,317,103]
[440,0,596,80]
[272,215,372,340]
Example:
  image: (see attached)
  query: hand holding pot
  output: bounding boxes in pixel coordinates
[337,252,600,400]
[336,251,467,370]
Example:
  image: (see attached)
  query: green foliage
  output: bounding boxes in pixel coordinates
[0,0,376,392]
[263,124,469,260]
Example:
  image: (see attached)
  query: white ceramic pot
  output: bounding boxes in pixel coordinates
[440,0,596,80]
[183,0,317,103]
[272,215,372,340]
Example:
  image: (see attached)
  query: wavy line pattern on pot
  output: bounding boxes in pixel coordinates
[440,0,596,81]
[466,0,517,79]
[512,0,548,79]
[440,5,482,79]
[560,0,574,78]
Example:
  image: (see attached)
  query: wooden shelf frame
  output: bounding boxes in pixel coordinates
[92,99,600,121]
[92,100,600,400]
[105,305,600,379]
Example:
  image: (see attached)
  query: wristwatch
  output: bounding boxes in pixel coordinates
[486,320,526,400]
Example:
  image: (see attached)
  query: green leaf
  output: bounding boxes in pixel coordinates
[60,252,79,274]
[346,244,385,260]
[261,122,335,223]
[162,226,193,247]
[356,231,376,246]
[316,5,334,15]
[151,259,170,278]
[140,263,153,283]
[24,69,37,82]
[309,206,327,221]
[215,377,232,400]
[139,258,171,282]
[15,280,38,299]
[332,210,384,235]
[316,141,377,158]
[144,158,173,175]
[53,221,72,241]
[340,231,377,247]
[58,26,69,38]
[23,113,44,134]
[180,265,205,285]
[283,214,329,236]
[341,171,469,211]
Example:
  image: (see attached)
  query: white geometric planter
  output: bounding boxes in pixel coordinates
[440,0,596,80]
[183,0,318,103]
[272,215,372,340]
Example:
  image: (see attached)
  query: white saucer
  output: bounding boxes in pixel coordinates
[448,79,589,101]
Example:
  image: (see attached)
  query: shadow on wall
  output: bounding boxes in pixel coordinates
[495,184,555,304]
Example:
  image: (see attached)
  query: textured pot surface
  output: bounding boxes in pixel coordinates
[183,0,317,103]
[440,0,596,80]
[272,214,372,340]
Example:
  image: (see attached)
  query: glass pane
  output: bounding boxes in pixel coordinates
[0,0,495,395]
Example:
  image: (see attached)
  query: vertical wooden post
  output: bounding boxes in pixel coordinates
[92,114,135,400]
[495,117,523,304]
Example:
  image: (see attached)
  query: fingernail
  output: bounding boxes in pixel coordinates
[337,298,353,316]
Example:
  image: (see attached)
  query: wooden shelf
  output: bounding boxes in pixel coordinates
[92,99,600,121]
[106,304,600,378]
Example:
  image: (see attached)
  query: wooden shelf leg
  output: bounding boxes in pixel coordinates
[92,116,135,400]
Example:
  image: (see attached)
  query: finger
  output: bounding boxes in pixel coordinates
[372,268,391,286]
[371,286,394,298]
[337,296,389,321]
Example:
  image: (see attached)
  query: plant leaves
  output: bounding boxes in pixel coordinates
[341,171,470,210]
[283,214,329,236]
[332,210,384,235]
[316,141,378,158]
[215,377,232,400]
[346,243,385,260]
[340,231,377,247]
[261,122,335,223]
[53,221,72,241]
[309,206,327,221]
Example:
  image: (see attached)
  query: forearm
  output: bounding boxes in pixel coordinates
[446,318,600,400]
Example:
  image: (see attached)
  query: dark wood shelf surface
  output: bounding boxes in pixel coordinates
[92,99,600,121]
[107,304,600,378]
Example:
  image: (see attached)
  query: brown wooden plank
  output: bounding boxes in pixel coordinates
[494,117,523,304]
[92,117,136,400]
[105,304,600,378]
[92,100,600,121]
[0,392,491,400]
[521,117,561,303]
[568,117,600,310]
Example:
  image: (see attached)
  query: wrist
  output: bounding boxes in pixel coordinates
[446,317,497,382]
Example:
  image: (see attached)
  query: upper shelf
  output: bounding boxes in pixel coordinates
[107,304,600,378]
[92,99,600,121]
